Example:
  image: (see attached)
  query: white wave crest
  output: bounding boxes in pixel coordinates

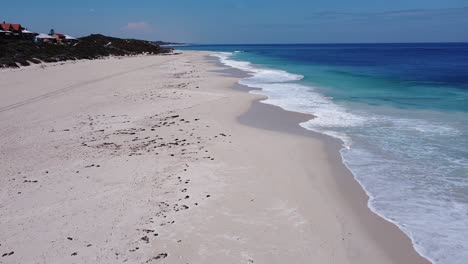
[213,52,365,147]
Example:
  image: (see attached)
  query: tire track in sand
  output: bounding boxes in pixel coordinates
[0,61,165,113]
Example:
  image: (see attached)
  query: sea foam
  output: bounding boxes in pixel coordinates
[213,52,363,147]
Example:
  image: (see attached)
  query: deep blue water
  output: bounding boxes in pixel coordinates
[173,43,468,264]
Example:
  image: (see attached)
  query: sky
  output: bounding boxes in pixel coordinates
[2,0,468,43]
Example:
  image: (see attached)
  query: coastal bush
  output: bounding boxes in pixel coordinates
[0,35,172,68]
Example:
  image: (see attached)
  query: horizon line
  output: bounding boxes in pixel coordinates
[169,41,468,46]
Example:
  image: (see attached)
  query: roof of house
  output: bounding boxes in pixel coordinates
[64,35,77,40]
[11,24,22,31]
[54,33,66,38]
[36,33,55,39]
[0,24,10,30]
[1,23,23,31]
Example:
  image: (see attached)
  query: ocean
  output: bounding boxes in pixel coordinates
[173,43,468,264]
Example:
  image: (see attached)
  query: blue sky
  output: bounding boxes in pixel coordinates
[2,0,468,43]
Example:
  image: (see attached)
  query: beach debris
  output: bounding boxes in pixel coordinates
[139,229,155,234]
[129,247,139,252]
[141,236,149,243]
[146,253,168,262]
[23,180,38,183]
[2,251,14,257]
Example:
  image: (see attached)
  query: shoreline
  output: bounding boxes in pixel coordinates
[0,51,430,263]
[208,54,431,263]
[236,90,431,264]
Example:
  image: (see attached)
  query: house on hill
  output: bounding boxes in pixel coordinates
[0,23,18,39]
[20,29,37,40]
[35,33,56,43]
[0,29,12,37]
[0,23,14,39]
[52,33,66,40]
[0,22,37,40]
[1,23,24,33]
[50,31,78,44]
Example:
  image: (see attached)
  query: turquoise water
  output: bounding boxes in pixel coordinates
[174,44,468,264]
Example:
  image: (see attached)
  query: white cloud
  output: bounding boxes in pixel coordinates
[121,22,153,33]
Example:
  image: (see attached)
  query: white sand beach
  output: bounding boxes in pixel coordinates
[0,52,429,264]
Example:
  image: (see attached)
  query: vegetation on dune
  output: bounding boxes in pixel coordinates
[152,41,183,46]
[0,34,173,68]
